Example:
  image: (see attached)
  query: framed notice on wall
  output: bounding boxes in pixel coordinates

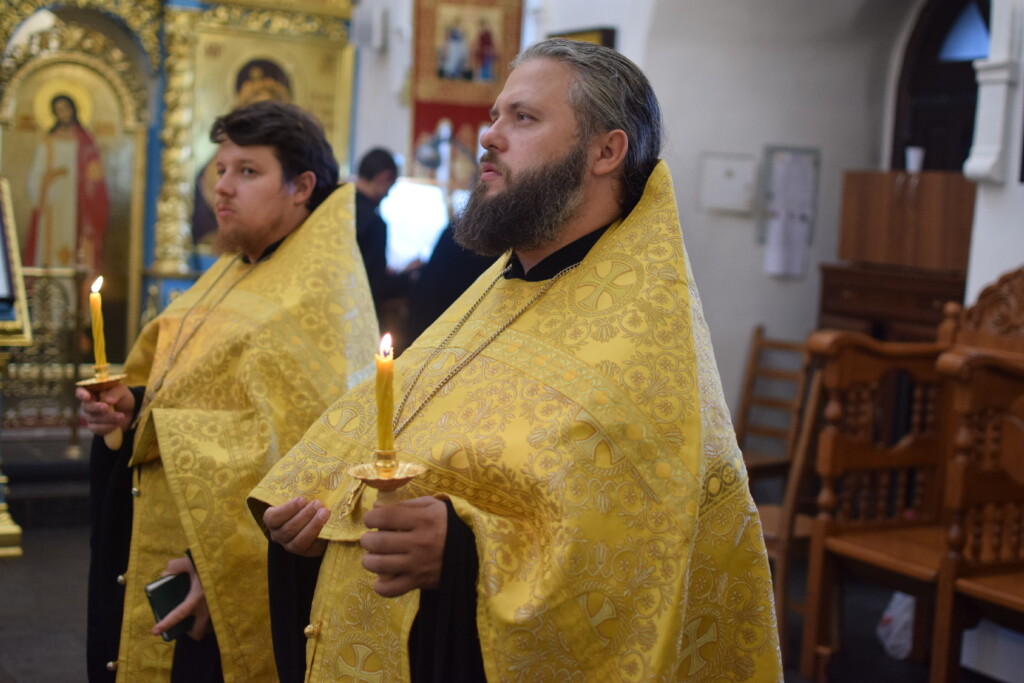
[758,146,820,278]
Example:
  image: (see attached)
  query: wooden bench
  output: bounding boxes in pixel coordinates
[799,264,1024,681]
[798,330,949,680]
[928,267,1024,683]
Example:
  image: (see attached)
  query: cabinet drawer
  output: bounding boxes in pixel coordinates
[819,264,964,340]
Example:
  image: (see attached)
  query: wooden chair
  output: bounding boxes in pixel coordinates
[735,326,821,661]
[736,325,809,478]
[800,265,1024,681]
[799,330,950,680]
[928,268,1024,683]
[757,360,823,662]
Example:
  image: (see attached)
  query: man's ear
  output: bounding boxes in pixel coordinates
[291,171,316,205]
[591,129,629,177]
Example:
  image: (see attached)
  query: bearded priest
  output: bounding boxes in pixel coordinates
[252,39,782,682]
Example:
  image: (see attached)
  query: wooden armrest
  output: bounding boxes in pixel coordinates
[824,436,942,474]
[937,346,1024,381]
[807,329,947,359]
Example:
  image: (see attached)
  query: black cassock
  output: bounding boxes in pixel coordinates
[86,386,222,683]
[267,501,486,682]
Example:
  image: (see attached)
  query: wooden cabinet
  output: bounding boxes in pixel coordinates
[838,171,976,273]
[821,171,974,342]
[819,263,964,341]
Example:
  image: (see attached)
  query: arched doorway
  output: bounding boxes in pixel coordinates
[891,0,990,171]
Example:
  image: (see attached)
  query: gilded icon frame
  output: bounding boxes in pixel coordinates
[0,177,31,347]
[155,5,355,272]
[0,17,148,356]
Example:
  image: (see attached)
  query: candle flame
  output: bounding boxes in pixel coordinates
[91,276,104,293]
[379,333,393,358]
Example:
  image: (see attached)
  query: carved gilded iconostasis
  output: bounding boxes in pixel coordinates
[0,0,354,442]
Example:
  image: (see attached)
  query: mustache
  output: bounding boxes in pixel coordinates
[479,152,509,175]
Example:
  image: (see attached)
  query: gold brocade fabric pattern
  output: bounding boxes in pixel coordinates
[250,162,782,681]
[115,184,378,682]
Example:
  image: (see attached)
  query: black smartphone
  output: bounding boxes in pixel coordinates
[144,572,196,641]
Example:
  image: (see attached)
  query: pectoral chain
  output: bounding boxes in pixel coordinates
[141,256,257,410]
[391,261,580,438]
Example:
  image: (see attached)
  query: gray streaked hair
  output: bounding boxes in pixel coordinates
[512,38,663,215]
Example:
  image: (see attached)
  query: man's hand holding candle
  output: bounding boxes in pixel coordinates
[76,384,134,436]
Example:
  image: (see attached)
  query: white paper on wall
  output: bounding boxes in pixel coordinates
[760,146,819,278]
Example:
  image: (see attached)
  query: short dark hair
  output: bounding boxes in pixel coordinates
[512,39,663,215]
[210,100,339,212]
[357,147,398,182]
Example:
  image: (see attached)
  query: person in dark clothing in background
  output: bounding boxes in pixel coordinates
[405,224,493,342]
[354,147,410,323]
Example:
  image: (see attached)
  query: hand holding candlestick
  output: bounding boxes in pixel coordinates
[77,276,127,449]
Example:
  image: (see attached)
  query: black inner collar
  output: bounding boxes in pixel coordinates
[503,224,611,281]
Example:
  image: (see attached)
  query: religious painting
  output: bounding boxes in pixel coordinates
[6,71,119,275]
[434,4,503,83]
[0,36,146,361]
[188,24,355,255]
[0,17,147,438]
[412,0,521,191]
[0,178,31,347]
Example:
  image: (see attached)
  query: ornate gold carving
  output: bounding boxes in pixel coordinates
[0,179,31,344]
[152,8,198,275]
[200,5,350,41]
[217,0,352,18]
[1,0,162,70]
[0,469,23,557]
[0,20,146,127]
[0,18,147,348]
[154,4,352,274]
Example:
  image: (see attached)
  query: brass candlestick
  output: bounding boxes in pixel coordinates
[76,363,128,450]
[347,449,426,505]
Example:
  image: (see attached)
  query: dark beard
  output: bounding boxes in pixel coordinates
[211,225,268,259]
[211,229,250,257]
[452,140,588,256]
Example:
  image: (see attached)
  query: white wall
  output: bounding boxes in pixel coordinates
[350,0,414,175]
[964,0,1024,303]
[350,0,941,412]
[529,0,656,65]
[641,1,914,411]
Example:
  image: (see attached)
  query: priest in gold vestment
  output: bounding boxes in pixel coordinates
[78,101,377,682]
[252,41,782,682]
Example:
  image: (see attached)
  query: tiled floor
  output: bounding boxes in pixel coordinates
[0,522,1008,682]
[0,435,1007,682]
[0,525,89,683]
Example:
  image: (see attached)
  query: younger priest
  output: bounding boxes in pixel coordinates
[78,100,378,681]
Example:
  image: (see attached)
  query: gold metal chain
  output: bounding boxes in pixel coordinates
[392,261,580,438]
[142,256,257,408]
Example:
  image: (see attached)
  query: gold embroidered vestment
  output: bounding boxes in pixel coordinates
[115,184,378,681]
[250,162,782,681]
